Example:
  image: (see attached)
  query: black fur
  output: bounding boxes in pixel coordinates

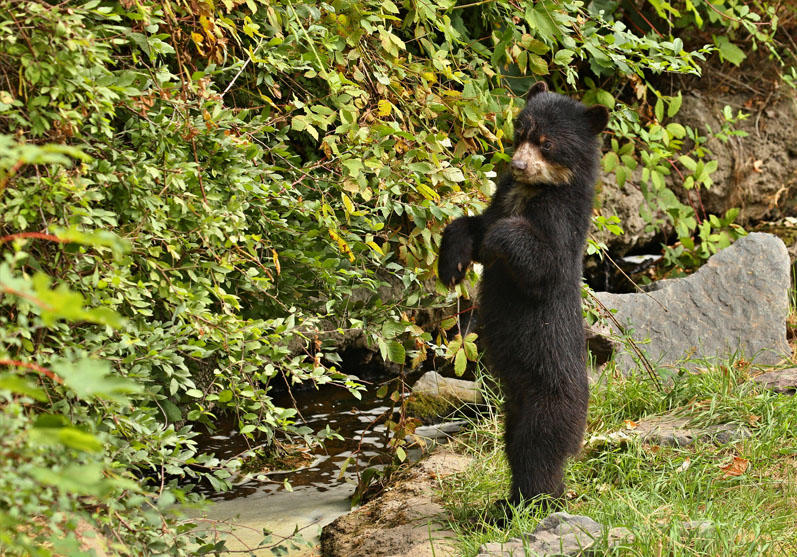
[438,84,608,505]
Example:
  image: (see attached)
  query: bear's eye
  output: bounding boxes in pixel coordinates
[541,140,553,152]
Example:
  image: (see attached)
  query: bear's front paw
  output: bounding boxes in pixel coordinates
[438,219,474,287]
[481,217,530,262]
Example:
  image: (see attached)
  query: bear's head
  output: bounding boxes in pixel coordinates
[510,82,608,187]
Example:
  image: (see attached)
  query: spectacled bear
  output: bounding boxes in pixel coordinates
[438,82,608,506]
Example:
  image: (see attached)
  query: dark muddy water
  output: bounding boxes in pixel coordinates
[198,384,395,501]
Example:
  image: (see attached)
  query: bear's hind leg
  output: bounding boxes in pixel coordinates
[503,393,572,505]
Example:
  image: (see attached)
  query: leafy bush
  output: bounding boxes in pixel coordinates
[0,0,787,552]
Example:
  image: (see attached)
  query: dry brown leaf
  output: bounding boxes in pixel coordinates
[720,456,749,478]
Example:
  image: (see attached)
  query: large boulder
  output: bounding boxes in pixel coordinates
[592,233,792,373]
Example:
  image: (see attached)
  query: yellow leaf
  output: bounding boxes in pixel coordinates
[366,241,384,255]
[271,249,280,275]
[377,99,392,117]
[416,183,440,202]
[341,193,355,214]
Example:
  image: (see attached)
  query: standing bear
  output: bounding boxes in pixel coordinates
[438,82,608,506]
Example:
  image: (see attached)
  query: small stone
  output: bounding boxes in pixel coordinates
[476,539,525,557]
[411,421,466,441]
[681,520,714,534]
[477,513,628,556]
[412,371,483,404]
[751,367,797,394]
[607,526,633,543]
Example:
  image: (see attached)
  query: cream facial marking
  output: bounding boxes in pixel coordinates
[510,142,573,186]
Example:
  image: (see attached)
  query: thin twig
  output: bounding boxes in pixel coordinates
[587,292,663,392]
[190,137,208,205]
[222,57,252,97]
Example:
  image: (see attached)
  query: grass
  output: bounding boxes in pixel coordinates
[439,355,797,556]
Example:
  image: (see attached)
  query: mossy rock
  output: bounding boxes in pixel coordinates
[405,392,458,423]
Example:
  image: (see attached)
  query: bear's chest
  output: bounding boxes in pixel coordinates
[501,184,543,216]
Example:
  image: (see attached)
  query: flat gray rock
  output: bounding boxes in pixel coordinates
[477,513,631,556]
[750,367,797,394]
[412,421,467,441]
[593,233,792,373]
[631,414,751,447]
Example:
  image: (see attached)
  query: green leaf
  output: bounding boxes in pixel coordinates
[31,463,123,497]
[217,390,233,403]
[53,358,142,403]
[160,399,183,421]
[382,320,406,339]
[528,54,549,75]
[341,193,355,215]
[615,166,627,187]
[30,424,103,453]
[666,123,686,138]
[667,93,683,117]
[602,151,619,172]
[554,49,574,66]
[440,317,457,329]
[342,159,364,178]
[52,227,131,258]
[26,273,125,328]
[714,35,746,66]
[464,340,478,361]
[446,336,463,357]
[386,340,405,364]
[440,167,464,182]
[417,183,440,202]
[454,349,467,376]
[0,373,47,401]
[595,90,615,109]
[678,155,697,171]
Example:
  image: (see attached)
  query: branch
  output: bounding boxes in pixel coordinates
[0,359,62,383]
[0,232,67,245]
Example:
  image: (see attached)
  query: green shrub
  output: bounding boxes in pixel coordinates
[0,0,787,552]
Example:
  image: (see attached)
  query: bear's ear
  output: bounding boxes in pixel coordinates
[584,105,610,135]
[525,81,548,101]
